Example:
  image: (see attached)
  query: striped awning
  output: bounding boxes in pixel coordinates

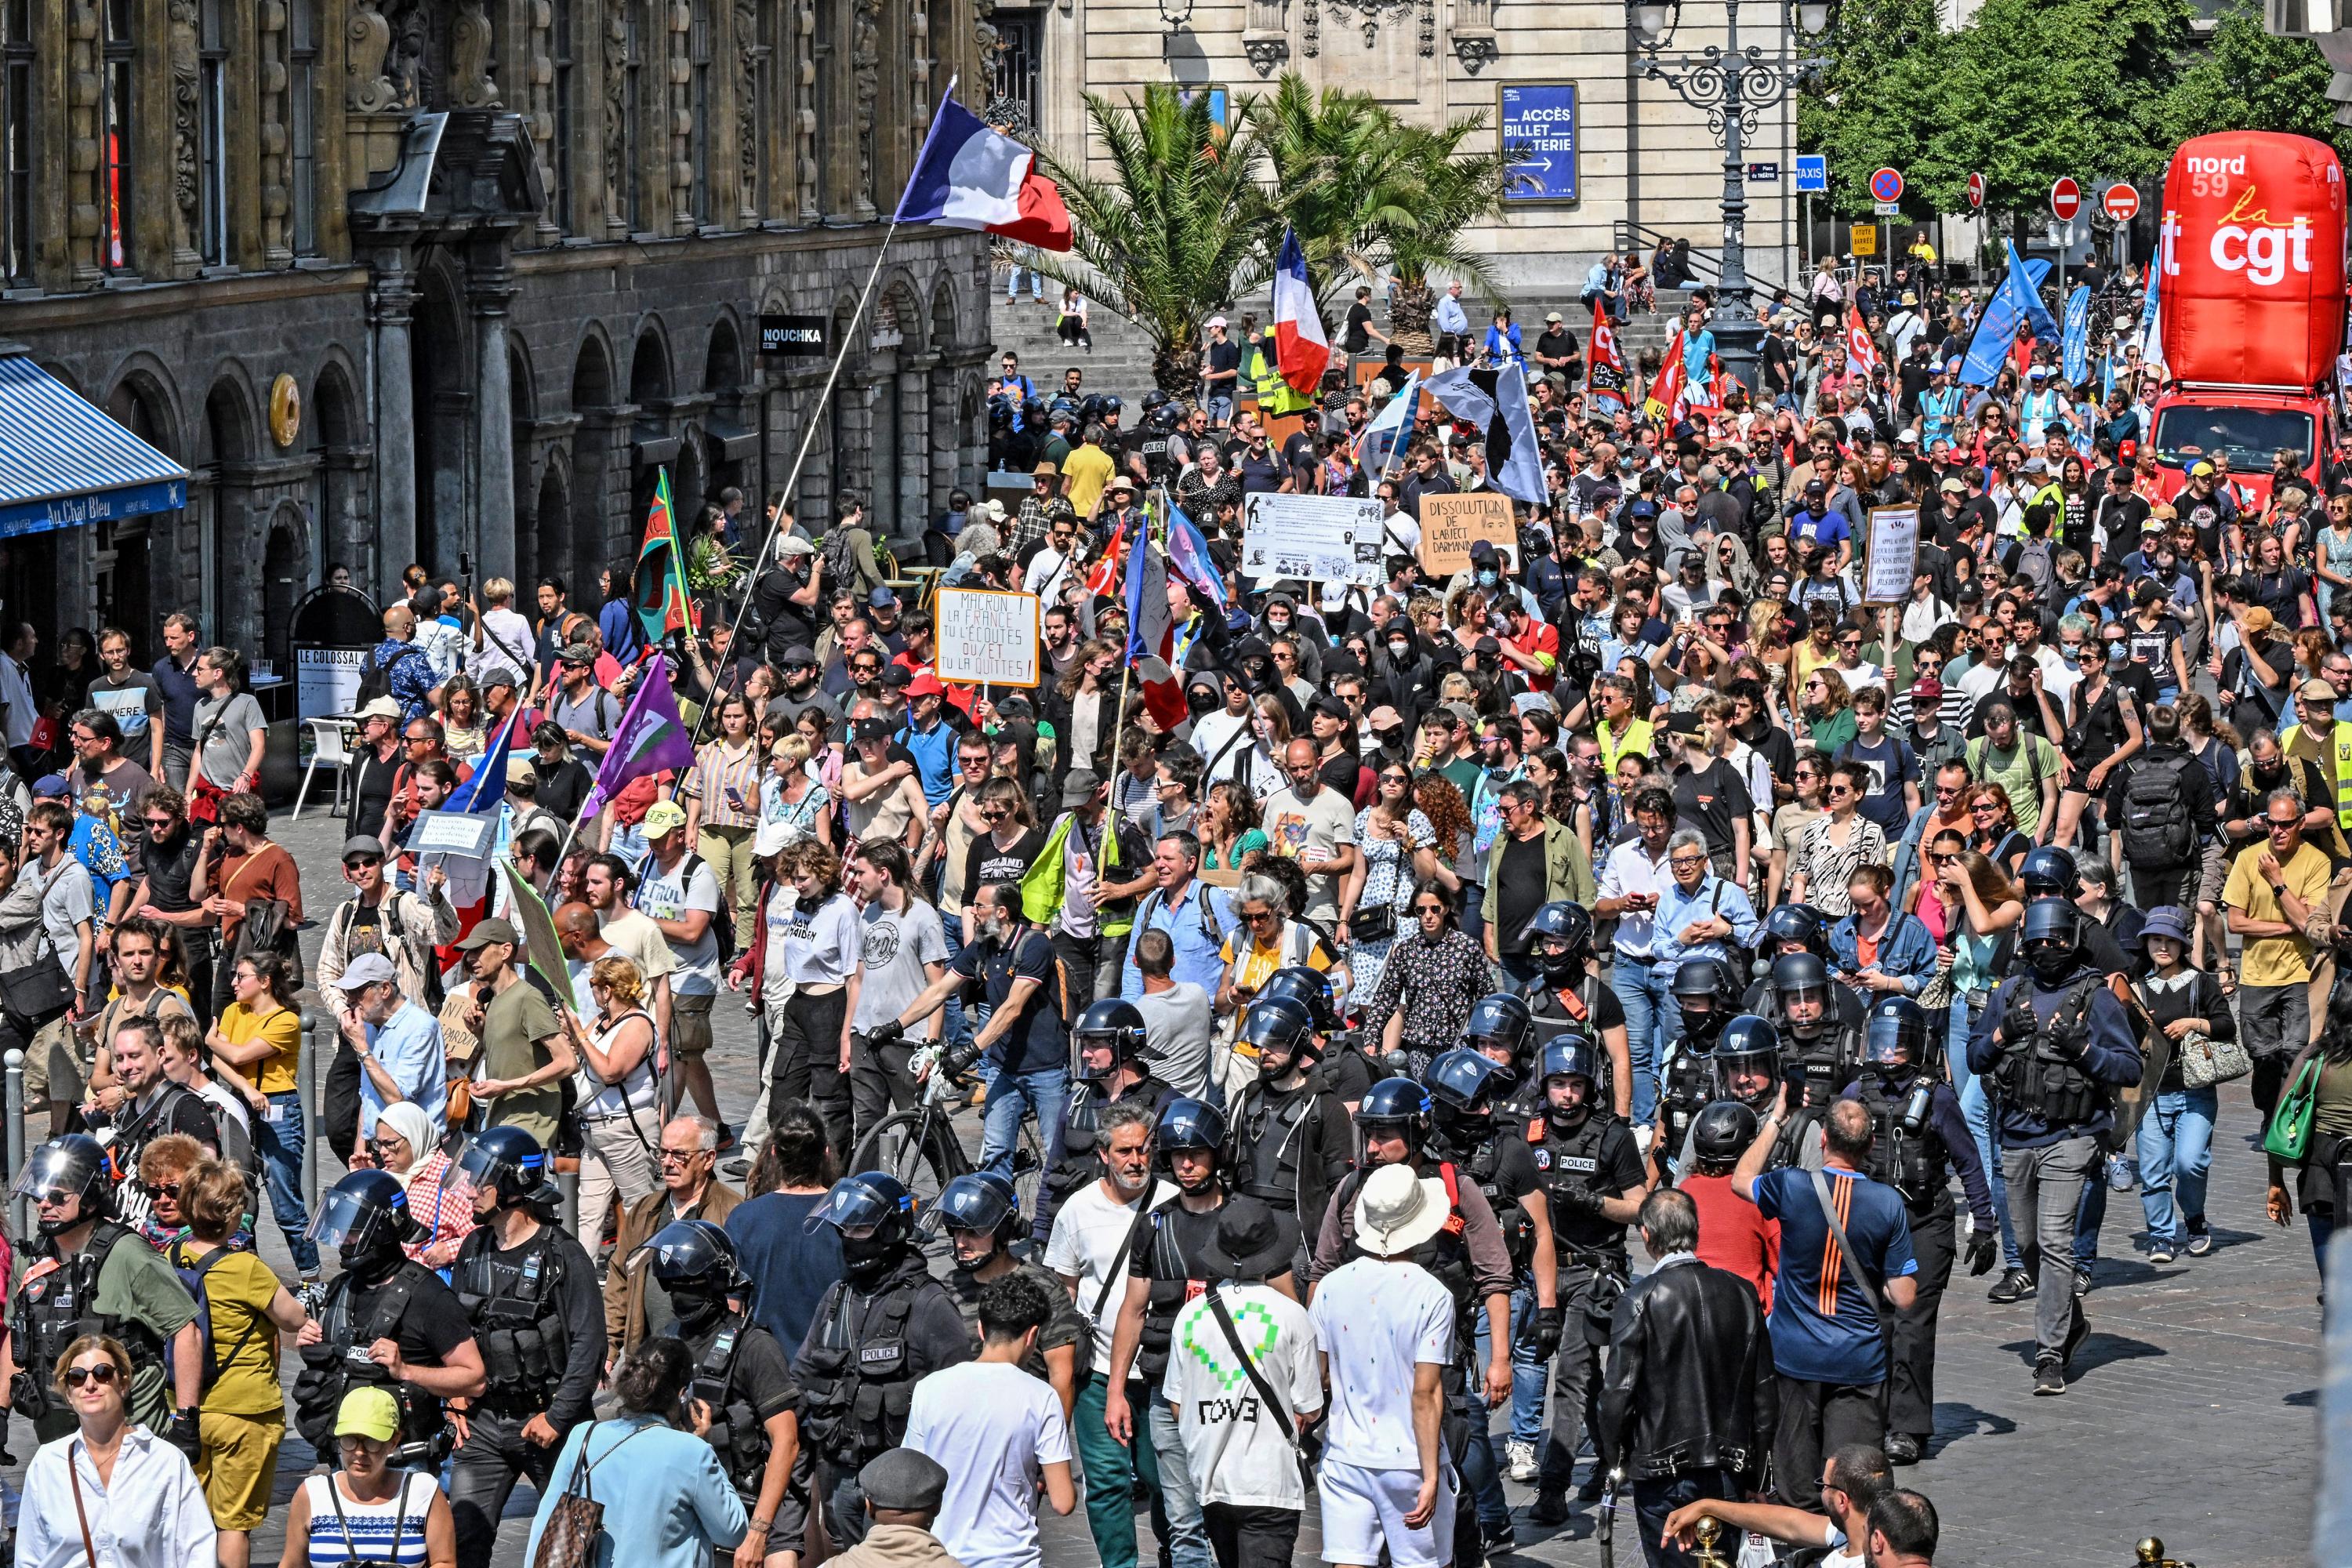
[0,353,188,541]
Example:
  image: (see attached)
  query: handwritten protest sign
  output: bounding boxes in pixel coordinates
[1240,494,1385,586]
[936,587,1043,687]
[1417,492,1519,576]
[1862,506,1920,607]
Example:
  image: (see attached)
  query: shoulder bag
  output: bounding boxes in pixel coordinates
[532,1421,655,1568]
[1807,1167,1887,1312]
[0,858,78,1021]
[2263,1047,2324,1163]
[1205,1284,1315,1494]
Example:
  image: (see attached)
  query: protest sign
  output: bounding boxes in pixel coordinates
[936,586,1043,686]
[501,861,583,1014]
[1417,492,1519,576]
[1240,493,1385,586]
[1862,506,1920,607]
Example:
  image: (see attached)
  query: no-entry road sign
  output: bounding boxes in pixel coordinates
[2103,183,2140,223]
[1966,172,1985,210]
[2051,176,2082,223]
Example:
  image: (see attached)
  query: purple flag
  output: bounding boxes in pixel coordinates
[577,655,696,822]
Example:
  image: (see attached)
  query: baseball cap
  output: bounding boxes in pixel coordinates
[559,642,597,666]
[1207,315,1229,330]
[854,716,895,744]
[869,586,898,608]
[479,669,518,693]
[1440,700,1479,731]
[642,800,688,836]
[1911,676,1943,704]
[338,953,398,990]
[2299,677,2337,702]
[336,1388,402,1443]
[780,644,818,668]
[905,671,946,698]
[1544,310,1564,324]
[30,774,67,799]
[1939,477,1966,495]
[2190,460,2215,477]
[454,917,521,952]
[358,696,403,721]
[880,664,913,688]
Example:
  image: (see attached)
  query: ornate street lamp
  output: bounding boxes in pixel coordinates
[1630,0,1838,391]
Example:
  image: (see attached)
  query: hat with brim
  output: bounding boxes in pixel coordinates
[777,536,817,557]
[358,696,403,722]
[643,799,688,836]
[1353,1163,1453,1256]
[2140,905,2194,946]
[453,916,521,952]
[1200,1203,1293,1282]
[2299,677,2336,702]
[1062,768,1104,808]
[339,953,397,990]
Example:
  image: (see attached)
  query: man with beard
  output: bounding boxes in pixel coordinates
[1221,997,1352,1273]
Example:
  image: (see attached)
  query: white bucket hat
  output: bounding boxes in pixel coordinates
[1353,1163,1453,1257]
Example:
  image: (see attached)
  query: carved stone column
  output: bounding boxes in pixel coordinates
[347,1,409,180]
[451,0,500,104]
[849,0,877,220]
[668,0,692,235]
[517,0,561,245]
[794,0,818,220]
[372,260,418,595]
[261,0,292,265]
[474,263,520,581]
[735,0,761,225]
[604,1,630,238]
[165,0,201,274]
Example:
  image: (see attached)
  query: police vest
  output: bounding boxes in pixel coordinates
[1458,1127,1537,1275]
[1539,1115,1630,1268]
[1857,1077,1947,1209]
[1134,1196,1222,1379]
[1231,1077,1323,1214]
[10,1224,163,1422]
[797,1261,938,1465]
[671,1311,771,1499]
[292,1263,451,1456]
[455,1225,571,1410]
[1529,976,1606,1055]
[1994,976,2104,1127]
[1657,1039,1715,1160]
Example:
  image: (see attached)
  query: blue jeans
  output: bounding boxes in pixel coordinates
[1146,1396,1214,1568]
[2075,1178,2107,1269]
[256,1091,320,1274]
[978,1058,1067,1178]
[2137,1087,2218,1247]
[1007,263,1045,300]
[1949,996,2023,1270]
[1465,1308,1513,1533]
[1611,958,1676,1126]
[1508,1284,1546,1446]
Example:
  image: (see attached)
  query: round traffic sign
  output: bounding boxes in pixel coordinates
[2103,183,2140,223]
[1869,166,1905,204]
[1966,172,1985,210]
[2050,176,2082,223]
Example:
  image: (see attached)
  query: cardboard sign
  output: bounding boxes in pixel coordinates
[1862,506,1920,607]
[1417,492,1520,577]
[935,586,1044,687]
[1240,493,1386,586]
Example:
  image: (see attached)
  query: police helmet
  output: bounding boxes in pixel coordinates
[1461,993,1535,1065]
[451,1125,551,1210]
[11,1134,110,1225]
[1073,998,1149,1069]
[1671,957,1741,1038]
[1538,1036,1603,1087]
[1427,1048,1514,1118]
[1100,395,1125,419]
[1864,996,1933,1068]
[1260,967,1340,1033]
[1157,1098,1229,1154]
[1527,902,1595,964]
[1711,1013,1782,1067]
[2020,844,2081,900]
[639,1217,746,1292]
[305,1168,423,1254]
[918,1171,1022,1240]
[1770,951,1834,1009]
[804,1171,918,1245]
[1691,1099,1761,1167]
[1762,903,1828,956]
[1240,996,1319,1067]
[1355,1077,1432,1144]
[1142,390,1172,416]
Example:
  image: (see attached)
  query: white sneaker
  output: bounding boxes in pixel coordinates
[1505,1439,1539,1483]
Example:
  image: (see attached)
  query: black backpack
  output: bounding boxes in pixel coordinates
[2120,753,2196,868]
[355,649,393,705]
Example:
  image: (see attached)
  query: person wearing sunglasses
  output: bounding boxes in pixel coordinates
[314,832,459,1167]
[18,1333,220,1568]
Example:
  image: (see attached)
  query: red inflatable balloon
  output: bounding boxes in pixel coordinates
[2159,131,2347,390]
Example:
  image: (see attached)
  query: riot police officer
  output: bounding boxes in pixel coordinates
[926,1171,1091,1413]
[1740,904,1834,1012]
[1527,1039,1649,1525]
[1769,953,1862,1164]
[1223,997,1352,1271]
[1842,997,1999,1464]
[1523,903,1632,1117]
[1040,998,1175,1240]
[294,1168,487,1468]
[2020,844,2133,975]
[1968,896,2143,1396]
[1656,956,1741,1174]
[795,1171,975,1544]
[4,1136,206,1447]
[639,1218,814,1568]
[1134,389,1181,485]
[1260,964,1370,1102]
[446,1127,606,1568]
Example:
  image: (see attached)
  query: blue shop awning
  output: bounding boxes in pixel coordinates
[0,353,188,541]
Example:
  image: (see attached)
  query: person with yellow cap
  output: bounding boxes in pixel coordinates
[278,1387,458,1567]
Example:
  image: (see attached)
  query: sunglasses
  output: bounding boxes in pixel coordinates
[1827,783,1856,797]
[64,1363,118,1388]
[1414,902,1448,915]
[1241,908,1279,925]
[144,815,176,829]
[1926,851,1957,865]
[2266,818,2301,833]
[344,855,383,870]
[1971,802,2001,815]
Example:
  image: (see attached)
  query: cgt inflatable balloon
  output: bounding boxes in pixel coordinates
[2159,132,2347,391]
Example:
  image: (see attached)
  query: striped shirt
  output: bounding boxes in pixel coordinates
[685,739,763,829]
[1750,1165,1916,1384]
[299,1472,437,1566]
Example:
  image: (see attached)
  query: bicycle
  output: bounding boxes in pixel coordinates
[848,1038,1046,1229]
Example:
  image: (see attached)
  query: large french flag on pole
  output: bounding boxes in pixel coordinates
[1272,227,1330,397]
[1124,538,1192,732]
[895,95,1072,250]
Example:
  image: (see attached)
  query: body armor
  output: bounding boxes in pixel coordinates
[1539,1116,1630,1268]
[1857,1078,1947,1209]
[797,1254,938,1465]
[9,1224,162,1422]
[1460,1129,1536,1274]
[1994,976,2105,1126]
[292,1263,453,1462]
[1529,977,1610,1065]
[455,1226,570,1412]
[673,1311,771,1500]
[1229,1078,1319,1221]
[1657,1038,1715,1160]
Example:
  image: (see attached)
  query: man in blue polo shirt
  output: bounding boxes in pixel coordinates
[1733,1095,1918,1506]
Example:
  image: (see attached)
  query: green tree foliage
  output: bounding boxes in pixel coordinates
[2154,1,2352,164]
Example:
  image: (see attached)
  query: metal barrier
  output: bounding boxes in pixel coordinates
[299,1009,321,1217]
[5,1047,22,1241]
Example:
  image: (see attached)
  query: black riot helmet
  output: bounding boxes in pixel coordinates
[1770,952,1835,1041]
[1073,998,1149,1080]
[1709,1014,1783,1111]
[305,1169,424,1284]
[1461,993,1535,1069]
[1537,1037,1604,1130]
[1241,997,1319,1079]
[1427,1048,1514,1131]
[805,1171,919,1283]
[450,1125,554,1213]
[12,1135,109,1236]
[1157,1098,1229,1192]
[2021,895,2085,984]
[1527,902,1595,985]
[1355,1077,1432,1154]
[1260,967,1340,1034]
[1762,902,1828,958]
[919,1171,1022,1270]
[639,1218,746,1330]
[1690,1099,1760,1173]
[2020,844,2082,901]
[1671,956,1741,1047]
[1864,996,1933,1075]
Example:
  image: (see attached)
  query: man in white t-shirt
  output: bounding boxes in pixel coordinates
[633,799,726,1129]
[1162,1204,1323,1568]
[1043,1102,1179,1568]
[1258,739,1359,924]
[1659,1441,1898,1568]
[1308,1163,1457,1568]
[583,851,677,1049]
[906,1275,1078,1568]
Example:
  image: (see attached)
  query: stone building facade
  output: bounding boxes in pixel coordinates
[0,0,992,665]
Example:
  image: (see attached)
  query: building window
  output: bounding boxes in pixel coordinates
[289,0,318,254]
[198,0,229,267]
[688,0,711,225]
[752,10,775,217]
[2,0,31,282]
[99,0,134,272]
[551,0,575,233]
[622,8,643,230]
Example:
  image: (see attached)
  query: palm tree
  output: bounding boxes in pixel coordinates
[1381,118,1515,347]
[1030,84,1270,396]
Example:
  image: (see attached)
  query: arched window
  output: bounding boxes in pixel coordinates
[98,0,134,271]
[289,0,319,254]
[198,0,229,266]
[2,0,31,281]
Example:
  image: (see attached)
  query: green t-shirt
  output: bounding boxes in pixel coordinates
[1966,733,2060,837]
[482,977,565,1147]
[96,1233,198,1433]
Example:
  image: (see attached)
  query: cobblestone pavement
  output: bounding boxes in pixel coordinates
[10,808,2314,1567]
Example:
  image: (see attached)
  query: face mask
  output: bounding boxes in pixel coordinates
[2107,644,2128,665]
[2026,944,2076,985]
[1388,639,1411,659]
[1477,570,1498,589]
[339,1234,404,1285]
[1539,948,1581,985]
[839,1231,901,1282]
[1268,616,1290,633]
[667,1281,728,1330]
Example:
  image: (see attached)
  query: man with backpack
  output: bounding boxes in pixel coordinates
[2107,705,2218,910]
[635,800,730,1131]
[550,643,622,758]
[360,605,443,726]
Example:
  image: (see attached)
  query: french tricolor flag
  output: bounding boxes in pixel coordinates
[895,95,1072,250]
[1272,227,1330,397]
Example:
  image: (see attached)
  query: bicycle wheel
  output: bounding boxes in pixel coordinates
[851,1109,967,1214]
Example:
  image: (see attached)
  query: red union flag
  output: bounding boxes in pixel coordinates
[1845,304,1881,379]
[1586,303,1628,416]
